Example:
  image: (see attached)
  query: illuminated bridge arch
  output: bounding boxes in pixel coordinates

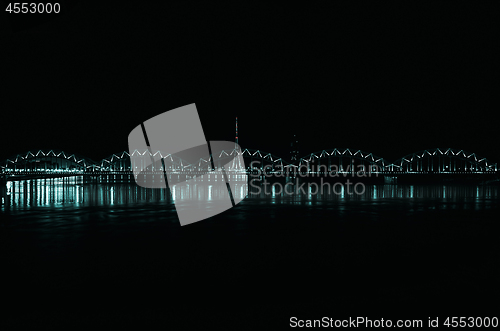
[295,148,389,173]
[185,147,289,172]
[239,148,290,172]
[100,150,211,172]
[1,149,98,172]
[99,151,133,171]
[387,148,498,173]
[99,148,288,171]
[99,148,289,173]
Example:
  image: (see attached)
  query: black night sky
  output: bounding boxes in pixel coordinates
[2,3,500,328]
[1,2,499,164]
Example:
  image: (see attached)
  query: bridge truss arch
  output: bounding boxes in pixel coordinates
[97,147,289,177]
[388,148,498,173]
[204,148,290,174]
[238,148,289,174]
[101,150,213,172]
[295,148,389,173]
[1,149,98,173]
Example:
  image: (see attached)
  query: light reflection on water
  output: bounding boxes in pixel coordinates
[1,176,499,212]
[0,177,247,210]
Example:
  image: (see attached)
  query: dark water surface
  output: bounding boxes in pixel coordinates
[1,178,499,328]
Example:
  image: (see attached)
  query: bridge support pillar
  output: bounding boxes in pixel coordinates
[0,180,10,206]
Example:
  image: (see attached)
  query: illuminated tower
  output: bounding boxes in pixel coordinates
[231,116,244,170]
[290,134,299,162]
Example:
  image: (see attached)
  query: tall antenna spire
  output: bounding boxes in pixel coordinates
[235,117,238,148]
